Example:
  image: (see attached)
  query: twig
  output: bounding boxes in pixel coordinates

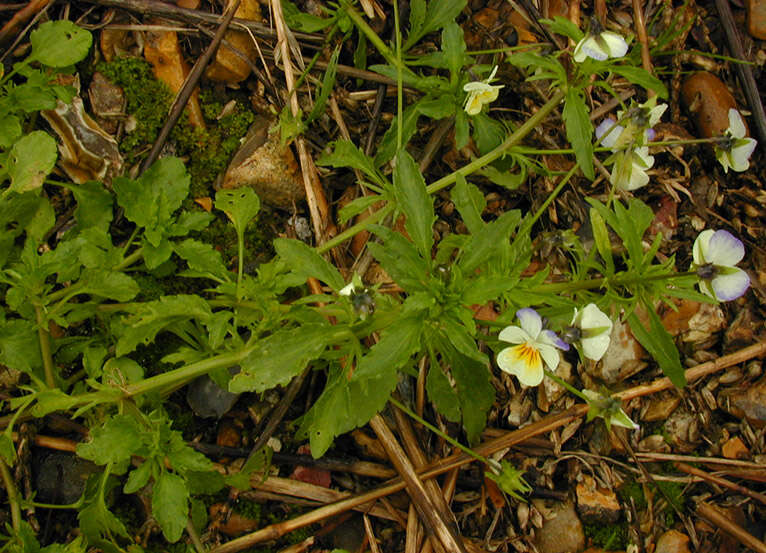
[676,462,766,505]
[714,0,766,144]
[140,0,242,173]
[369,414,466,553]
[0,0,50,45]
[631,0,653,78]
[697,501,766,553]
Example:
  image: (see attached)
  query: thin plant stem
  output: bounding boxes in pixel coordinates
[0,459,21,533]
[187,520,207,553]
[35,304,56,388]
[543,367,588,402]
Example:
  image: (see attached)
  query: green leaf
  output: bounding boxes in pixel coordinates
[0,115,22,149]
[0,319,42,376]
[114,157,189,233]
[8,131,57,193]
[282,0,335,32]
[404,0,467,50]
[186,470,225,495]
[589,207,614,275]
[485,460,531,501]
[102,357,144,385]
[24,195,55,243]
[541,16,584,41]
[230,323,334,393]
[165,431,213,474]
[115,295,213,356]
[174,239,231,282]
[317,139,383,186]
[454,109,469,149]
[563,87,594,179]
[0,433,16,465]
[416,97,456,119]
[426,364,462,421]
[71,181,113,232]
[78,475,129,542]
[76,414,143,465]
[451,175,485,235]
[224,446,271,491]
[368,226,430,293]
[308,46,340,123]
[152,471,189,543]
[214,187,261,238]
[442,22,467,82]
[274,238,345,290]
[124,460,153,494]
[458,210,520,274]
[407,0,426,47]
[611,66,668,98]
[81,269,139,301]
[338,194,381,225]
[374,103,421,166]
[30,21,92,67]
[393,150,435,259]
[306,317,423,457]
[626,308,685,388]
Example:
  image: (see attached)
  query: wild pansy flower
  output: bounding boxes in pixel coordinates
[463,66,504,116]
[715,109,757,173]
[573,19,628,63]
[496,308,569,387]
[562,303,613,361]
[609,146,654,191]
[582,389,639,430]
[691,229,750,301]
[340,273,375,318]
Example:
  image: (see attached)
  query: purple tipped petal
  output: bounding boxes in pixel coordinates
[541,329,570,351]
[712,269,750,301]
[707,230,745,266]
[516,308,542,338]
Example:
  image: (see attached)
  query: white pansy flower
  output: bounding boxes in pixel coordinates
[573,20,628,63]
[496,308,569,387]
[583,389,639,430]
[715,109,757,173]
[691,229,750,301]
[566,304,613,361]
[463,66,504,116]
[609,146,654,191]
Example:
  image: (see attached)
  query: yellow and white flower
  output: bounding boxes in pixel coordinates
[463,66,504,116]
[573,26,628,63]
[496,308,568,387]
[567,303,613,361]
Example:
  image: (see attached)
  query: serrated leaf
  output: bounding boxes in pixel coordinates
[338,194,381,225]
[368,226,430,293]
[274,238,345,290]
[78,476,129,542]
[393,151,435,259]
[0,433,16,465]
[458,210,520,274]
[426,364,462,421]
[8,131,57,193]
[30,21,92,67]
[214,187,260,237]
[166,431,213,474]
[442,22,467,81]
[308,46,340,123]
[404,0,467,50]
[76,414,143,465]
[627,308,685,388]
[541,16,584,41]
[230,323,334,393]
[174,239,231,282]
[374,103,421,166]
[152,471,188,543]
[451,175,485,235]
[563,87,594,179]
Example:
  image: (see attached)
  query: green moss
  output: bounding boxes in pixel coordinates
[584,522,628,550]
[233,497,262,520]
[95,57,255,196]
[617,480,647,511]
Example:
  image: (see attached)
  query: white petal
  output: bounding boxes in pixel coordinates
[625,164,649,191]
[730,138,757,171]
[580,303,612,331]
[648,103,668,126]
[692,229,715,265]
[537,343,560,371]
[716,147,733,173]
[574,36,608,62]
[600,31,629,58]
[464,82,490,92]
[497,345,544,387]
[634,147,654,169]
[339,283,355,296]
[706,229,744,266]
[487,65,498,81]
[464,93,483,115]
[582,334,611,361]
[712,269,750,301]
[611,408,639,430]
[727,109,746,139]
[498,325,528,344]
[595,118,623,150]
[516,308,542,339]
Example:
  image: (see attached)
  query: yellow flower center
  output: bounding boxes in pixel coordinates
[512,342,541,368]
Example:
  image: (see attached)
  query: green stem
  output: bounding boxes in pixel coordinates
[542,367,588,401]
[0,459,21,534]
[427,89,566,195]
[527,164,578,228]
[530,269,698,295]
[316,203,393,254]
[187,520,207,553]
[342,1,400,68]
[393,0,403,152]
[35,305,56,389]
[388,397,491,467]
